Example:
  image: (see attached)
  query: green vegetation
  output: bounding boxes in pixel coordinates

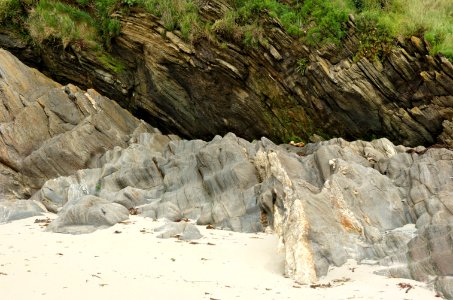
[98,52,125,73]
[95,181,102,193]
[296,57,308,75]
[129,0,202,40]
[211,0,350,47]
[1,0,452,59]
[0,0,22,24]
[352,0,453,59]
[28,0,99,48]
[27,0,122,49]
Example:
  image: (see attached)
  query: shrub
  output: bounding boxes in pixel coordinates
[299,0,350,45]
[296,57,308,75]
[93,0,122,47]
[229,0,350,45]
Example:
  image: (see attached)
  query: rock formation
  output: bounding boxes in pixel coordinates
[31,127,453,298]
[154,222,203,240]
[0,48,150,212]
[0,48,452,297]
[33,132,262,233]
[259,138,453,298]
[1,2,453,146]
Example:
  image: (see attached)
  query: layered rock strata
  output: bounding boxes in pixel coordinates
[1,48,452,298]
[1,1,453,145]
[0,48,148,200]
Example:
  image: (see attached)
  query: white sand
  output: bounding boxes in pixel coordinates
[0,214,441,300]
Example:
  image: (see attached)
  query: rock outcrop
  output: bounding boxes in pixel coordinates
[155,222,203,240]
[1,45,452,296]
[0,48,149,208]
[1,2,453,146]
[30,129,453,298]
[260,138,453,299]
[0,199,46,222]
[33,132,262,233]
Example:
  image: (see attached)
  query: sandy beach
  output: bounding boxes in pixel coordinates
[0,214,441,300]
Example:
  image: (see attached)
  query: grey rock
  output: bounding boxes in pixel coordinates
[436,277,453,299]
[46,195,129,234]
[255,137,453,297]
[28,131,453,296]
[0,199,47,223]
[0,49,147,199]
[155,222,202,240]
[36,132,261,233]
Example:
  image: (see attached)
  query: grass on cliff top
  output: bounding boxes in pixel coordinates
[0,0,21,23]
[130,0,453,59]
[27,0,99,49]
[26,0,121,50]
[126,0,201,40]
[1,0,452,60]
[357,0,453,59]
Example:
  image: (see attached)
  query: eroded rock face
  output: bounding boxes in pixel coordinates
[34,132,262,233]
[31,127,453,297]
[1,3,453,145]
[259,138,453,298]
[0,48,149,201]
[116,8,453,146]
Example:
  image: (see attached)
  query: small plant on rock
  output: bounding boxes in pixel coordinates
[296,57,308,75]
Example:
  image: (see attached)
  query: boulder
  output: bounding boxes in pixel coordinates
[154,222,203,240]
[46,195,129,234]
[34,132,261,233]
[0,199,47,223]
[257,138,453,297]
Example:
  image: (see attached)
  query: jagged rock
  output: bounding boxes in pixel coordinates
[0,199,47,223]
[46,195,129,234]
[256,138,409,282]
[34,132,262,233]
[2,3,453,146]
[436,277,453,300]
[28,128,453,296]
[155,222,203,240]
[256,138,453,298]
[440,120,453,148]
[0,49,148,201]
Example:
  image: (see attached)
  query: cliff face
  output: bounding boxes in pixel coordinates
[0,49,148,200]
[2,1,453,146]
[1,48,453,298]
